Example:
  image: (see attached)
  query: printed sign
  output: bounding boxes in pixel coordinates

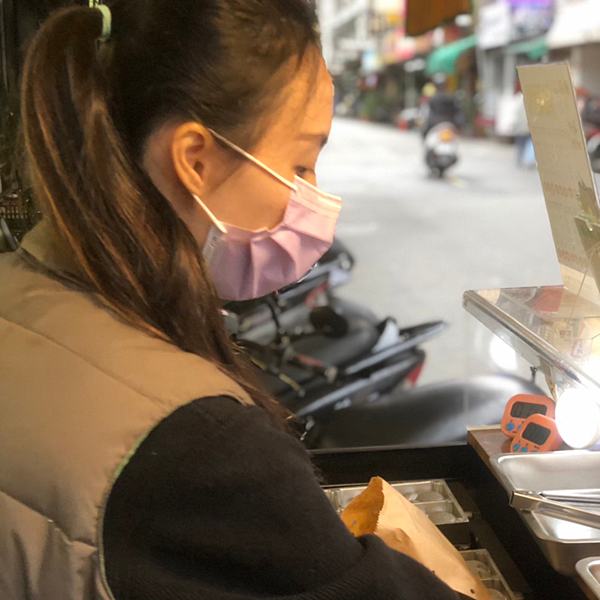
[519,63,600,303]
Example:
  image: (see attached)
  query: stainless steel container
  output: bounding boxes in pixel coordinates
[491,451,600,575]
[576,557,600,599]
[460,549,519,600]
[324,479,470,546]
[482,578,517,600]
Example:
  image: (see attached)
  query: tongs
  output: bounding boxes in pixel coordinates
[511,489,600,530]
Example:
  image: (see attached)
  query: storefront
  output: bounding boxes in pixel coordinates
[476,0,554,135]
[381,27,435,112]
[548,0,600,95]
[494,35,549,136]
[424,35,478,133]
[348,24,434,124]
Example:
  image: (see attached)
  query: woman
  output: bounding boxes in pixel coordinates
[0,2,464,599]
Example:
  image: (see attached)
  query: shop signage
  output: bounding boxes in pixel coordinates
[361,50,384,74]
[520,63,600,302]
[371,0,403,33]
[381,27,433,65]
[478,0,553,49]
[382,27,416,64]
[548,0,600,48]
[477,2,512,49]
[510,0,554,40]
[372,0,403,12]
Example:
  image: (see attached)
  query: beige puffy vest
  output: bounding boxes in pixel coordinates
[0,223,253,600]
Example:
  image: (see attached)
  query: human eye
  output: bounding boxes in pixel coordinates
[295,166,317,181]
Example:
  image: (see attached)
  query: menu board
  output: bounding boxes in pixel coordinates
[519,63,600,304]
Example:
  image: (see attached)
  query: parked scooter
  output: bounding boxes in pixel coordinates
[230,289,544,449]
[424,122,459,178]
[223,227,544,450]
[234,294,445,402]
[307,371,545,449]
[221,232,451,442]
[229,292,447,439]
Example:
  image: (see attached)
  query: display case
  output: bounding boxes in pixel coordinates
[309,285,600,600]
[462,284,600,598]
[463,285,600,397]
[312,442,592,600]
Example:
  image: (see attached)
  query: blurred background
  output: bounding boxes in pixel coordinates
[312,0,600,386]
[2,0,600,415]
[319,0,598,139]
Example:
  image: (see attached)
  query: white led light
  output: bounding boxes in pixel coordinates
[556,388,600,449]
[489,336,518,371]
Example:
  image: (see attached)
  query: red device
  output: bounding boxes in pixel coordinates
[510,414,563,454]
[501,394,555,438]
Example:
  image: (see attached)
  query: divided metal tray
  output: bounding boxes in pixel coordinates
[324,479,470,547]
[460,549,519,600]
[323,480,521,598]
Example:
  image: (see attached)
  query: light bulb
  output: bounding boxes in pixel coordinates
[556,388,600,449]
[489,336,518,371]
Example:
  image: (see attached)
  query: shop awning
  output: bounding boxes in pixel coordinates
[425,36,477,76]
[505,36,548,61]
[406,0,471,37]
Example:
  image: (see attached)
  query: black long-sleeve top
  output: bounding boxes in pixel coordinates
[103,396,466,600]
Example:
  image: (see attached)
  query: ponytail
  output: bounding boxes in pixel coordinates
[21,6,293,427]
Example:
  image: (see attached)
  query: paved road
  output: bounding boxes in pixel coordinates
[318,118,563,387]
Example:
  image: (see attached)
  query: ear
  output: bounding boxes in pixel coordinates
[171,122,214,198]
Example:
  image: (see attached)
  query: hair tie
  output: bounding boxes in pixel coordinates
[90,2,112,42]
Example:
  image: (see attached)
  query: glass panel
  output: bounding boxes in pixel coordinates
[464,285,600,395]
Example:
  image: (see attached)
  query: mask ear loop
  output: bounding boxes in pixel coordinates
[208,129,297,191]
[192,129,298,236]
[192,195,228,234]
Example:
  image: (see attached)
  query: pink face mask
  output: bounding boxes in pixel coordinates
[192,130,342,301]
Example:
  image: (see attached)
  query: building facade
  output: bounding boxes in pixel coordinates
[475,0,554,135]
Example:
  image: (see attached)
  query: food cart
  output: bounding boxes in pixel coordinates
[313,282,600,599]
[313,63,600,600]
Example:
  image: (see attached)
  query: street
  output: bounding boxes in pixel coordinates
[318,118,563,386]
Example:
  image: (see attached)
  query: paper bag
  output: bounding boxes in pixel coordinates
[341,477,491,600]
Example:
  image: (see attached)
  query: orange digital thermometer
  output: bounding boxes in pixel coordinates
[501,394,555,438]
[510,414,563,454]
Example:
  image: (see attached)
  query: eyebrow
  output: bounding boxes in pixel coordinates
[299,133,329,148]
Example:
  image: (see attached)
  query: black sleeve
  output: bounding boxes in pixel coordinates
[103,396,462,600]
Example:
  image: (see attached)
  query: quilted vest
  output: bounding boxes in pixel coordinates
[0,223,253,600]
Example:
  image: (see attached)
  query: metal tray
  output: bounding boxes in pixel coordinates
[482,578,518,600]
[490,451,600,575]
[459,549,519,600]
[324,480,470,547]
[461,549,502,581]
[576,557,600,599]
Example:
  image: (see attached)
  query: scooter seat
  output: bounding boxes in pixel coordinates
[292,318,380,368]
[311,373,545,449]
[260,318,382,397]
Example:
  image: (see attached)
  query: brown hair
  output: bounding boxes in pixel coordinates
[21,0,321,426]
